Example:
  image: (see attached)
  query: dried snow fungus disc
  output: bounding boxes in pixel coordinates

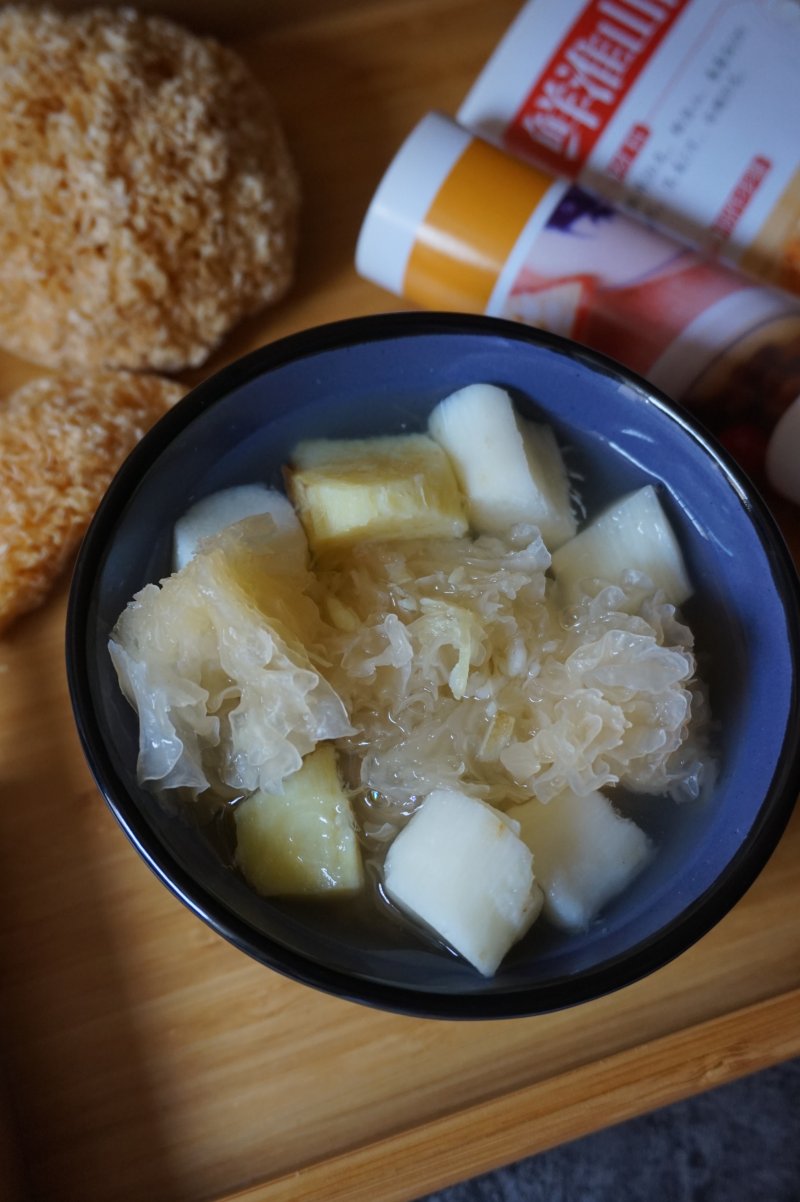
[0,6,300,371]
[0,371,184,633]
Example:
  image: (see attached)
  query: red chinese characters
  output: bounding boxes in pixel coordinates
[507,0,686,176]
[711,155,772,242]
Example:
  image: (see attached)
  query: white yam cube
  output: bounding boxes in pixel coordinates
[383,788,543,976]
[174,485,307,572]
[508,788,652,932]
[427,382,576,548]
[234,744,364,897]
[550,484,692,606]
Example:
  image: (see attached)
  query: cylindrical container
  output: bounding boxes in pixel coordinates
[457,0,800,299]
[766,394,800,505]
[356,112,800,489]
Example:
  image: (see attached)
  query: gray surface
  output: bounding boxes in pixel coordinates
[419,1058,800,1202]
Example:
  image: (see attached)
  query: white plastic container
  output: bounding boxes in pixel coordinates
[458,0,800,299]
[356,111,800,491]
[766,395,800,504]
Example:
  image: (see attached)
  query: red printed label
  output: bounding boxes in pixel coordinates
[607,122,650,181]
[506,0,686,178]
[711,155,772,241]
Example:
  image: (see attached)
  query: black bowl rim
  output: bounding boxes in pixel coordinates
[66,311,800,1020]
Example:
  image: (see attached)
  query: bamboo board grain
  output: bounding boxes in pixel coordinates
[238,988,800,1202]
[0,2,799,1201]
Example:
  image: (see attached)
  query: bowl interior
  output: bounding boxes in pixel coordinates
[68,314,800,1016]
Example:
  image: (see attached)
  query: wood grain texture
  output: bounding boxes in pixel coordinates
[230,988,800,1202]
[0,2,798,1201]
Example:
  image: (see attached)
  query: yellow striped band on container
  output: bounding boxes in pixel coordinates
[403,135,553,312]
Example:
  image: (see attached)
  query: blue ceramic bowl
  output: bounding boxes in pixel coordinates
[66,312,800,1018]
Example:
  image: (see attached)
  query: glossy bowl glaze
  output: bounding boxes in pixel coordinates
[67,312,800,1018]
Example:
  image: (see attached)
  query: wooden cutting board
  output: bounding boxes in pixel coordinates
[1,3,799,1200]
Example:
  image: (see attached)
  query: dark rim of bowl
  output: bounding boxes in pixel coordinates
[66,311,800,1020]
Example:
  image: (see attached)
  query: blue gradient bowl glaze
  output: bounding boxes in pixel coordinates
[66,312,800,1018]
